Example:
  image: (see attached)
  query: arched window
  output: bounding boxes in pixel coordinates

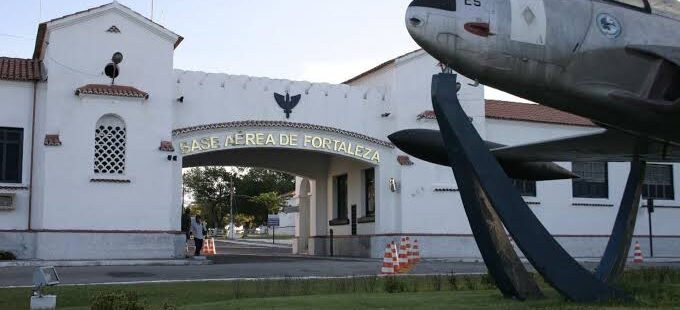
[94,114,126,175]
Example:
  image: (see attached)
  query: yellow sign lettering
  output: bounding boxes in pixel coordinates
[180,131,381,163]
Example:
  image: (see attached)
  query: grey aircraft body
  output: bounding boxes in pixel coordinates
[401,0,680,163]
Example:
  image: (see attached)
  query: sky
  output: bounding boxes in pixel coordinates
[0,0,528,102]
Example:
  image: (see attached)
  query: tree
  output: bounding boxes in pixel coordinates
[183,167,294,229]
[183,167,234,229]
[232,168,294,226]
[249,192,286,214]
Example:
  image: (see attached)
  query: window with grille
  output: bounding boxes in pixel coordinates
[573,162,609,198]
[0,127,23,183]
[94,115,126,175]
[643,164,674,200]
[512,179,536,197]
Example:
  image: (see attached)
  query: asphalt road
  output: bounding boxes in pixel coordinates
[1,241,678,287]
[0,241,483,287]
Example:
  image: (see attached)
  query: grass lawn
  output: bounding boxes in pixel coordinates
[1,269,679,309]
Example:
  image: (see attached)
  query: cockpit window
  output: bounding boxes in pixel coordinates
[409,0,456,12]
[606,0,652,11]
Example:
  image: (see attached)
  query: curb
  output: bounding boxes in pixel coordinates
[1,273,488,289]
[215,239,292,249]
[0,259,212,268]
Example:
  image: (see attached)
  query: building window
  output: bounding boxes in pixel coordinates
[512,179,536,197]
[0,127,23,183]
[643,164,674,200]
[335,174,348,219]
[364,168,376,217]
[94,115,126,175]
[573,162,609,198]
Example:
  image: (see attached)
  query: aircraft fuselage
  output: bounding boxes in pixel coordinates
[406,0,680,144]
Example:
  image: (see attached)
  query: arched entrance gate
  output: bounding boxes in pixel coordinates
[172,72,397,256]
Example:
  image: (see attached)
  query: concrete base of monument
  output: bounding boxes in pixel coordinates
[30,295,57,310]
[0,231,187,260]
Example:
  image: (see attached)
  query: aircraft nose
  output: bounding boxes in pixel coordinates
[408,16,423,27]
[405,5,428,35]
[406,0,457,37]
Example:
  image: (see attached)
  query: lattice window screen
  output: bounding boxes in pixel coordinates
[94,115,126,174]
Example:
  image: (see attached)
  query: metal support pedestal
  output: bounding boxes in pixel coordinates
[431,73,626,302]
[454,160,543,300]
[596,158,646,283]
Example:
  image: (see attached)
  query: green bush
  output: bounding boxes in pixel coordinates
[384,277,406,293]
[90,290,147,310]
[160,302,177,310]
[0,251,16,260]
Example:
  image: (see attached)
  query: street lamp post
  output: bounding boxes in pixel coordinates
[647,198,655,257]
[229,175,235,240]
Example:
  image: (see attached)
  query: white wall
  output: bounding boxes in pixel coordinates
[487,118,680,239]
[32,6,179,231]
[0,80,34,230]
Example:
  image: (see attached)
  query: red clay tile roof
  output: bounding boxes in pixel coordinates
[485,100,595,127]
[75,84,149,99]
[418,100,596,127]
[397,155,415,166]
[159,141,175,152]
[44,134,62,146]
[417,110,437,120]
[0,57,42,81]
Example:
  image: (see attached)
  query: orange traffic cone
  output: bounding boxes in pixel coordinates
[211,238,217,255]
[380,244,395,276]
[391,241,400,274]
[413,239,421,264]
[398,237,409,273]
[200,240,210,256]
[409,239,421,266]
[633,241,644,264]
[201,238,217,256]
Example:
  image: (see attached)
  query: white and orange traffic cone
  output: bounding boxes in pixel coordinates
[391,241,400,274]
[409,239,421,266]
[200,239,210,256]
[633,241,644,264]
[201,238,217,256]
[398,237,410,273]
[380,244,395,276]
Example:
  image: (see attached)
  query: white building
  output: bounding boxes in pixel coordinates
[1,2,678,260]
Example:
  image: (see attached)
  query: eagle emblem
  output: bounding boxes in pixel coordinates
[274,92,302,119]
[597,13,622,38]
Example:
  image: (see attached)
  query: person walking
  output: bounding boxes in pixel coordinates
[191,215,206,257]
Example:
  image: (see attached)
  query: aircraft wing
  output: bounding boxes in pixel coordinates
[491,130,680,162]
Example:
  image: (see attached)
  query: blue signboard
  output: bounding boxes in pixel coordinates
[267,215,280,227]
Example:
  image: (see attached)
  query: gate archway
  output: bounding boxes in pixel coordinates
[175,121,394,256]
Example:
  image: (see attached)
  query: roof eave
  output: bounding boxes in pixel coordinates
[32,2,183,60]
[342,49,423,85]
[32,23,47,60]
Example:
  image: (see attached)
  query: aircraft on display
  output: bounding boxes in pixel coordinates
[398,0,680,164]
